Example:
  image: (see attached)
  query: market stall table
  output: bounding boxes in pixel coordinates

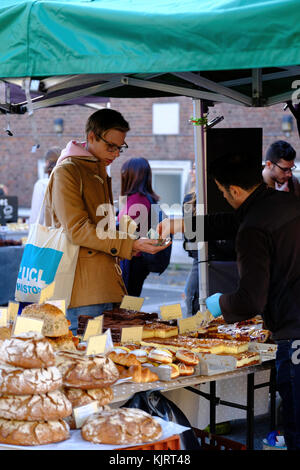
[111,359,276,450]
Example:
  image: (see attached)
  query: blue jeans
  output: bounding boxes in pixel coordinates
[275,339,300,450]
[67,303,114,335]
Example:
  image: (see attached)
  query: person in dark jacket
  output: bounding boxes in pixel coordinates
[157,152,300,450]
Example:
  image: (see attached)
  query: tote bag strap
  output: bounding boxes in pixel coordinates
[36,160,83,226]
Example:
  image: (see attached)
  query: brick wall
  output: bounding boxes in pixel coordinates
[0,97,299,208]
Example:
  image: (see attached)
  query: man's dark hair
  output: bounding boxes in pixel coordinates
[208,152,263,190]
[85,108,130,138]
[266,140,296,163]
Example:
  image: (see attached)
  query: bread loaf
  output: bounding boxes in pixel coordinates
[81,408,162,445]
[0,365,62,395]
[0,326,11,341]
[0,390,72,421]
[21,303,70,337]
[0,332,56,369]
[47,334,77,352]
[56,351,119,389]
[0,418,69,446]
[64,386,114,408]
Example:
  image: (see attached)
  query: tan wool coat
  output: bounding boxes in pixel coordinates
[44,155,134,308]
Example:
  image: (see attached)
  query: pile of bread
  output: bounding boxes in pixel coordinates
[108,343,200,380]
[0,332,71,446]
[0,301,164,448]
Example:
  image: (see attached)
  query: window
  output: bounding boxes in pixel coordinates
[149,160,191,216]
[152,103,180,135]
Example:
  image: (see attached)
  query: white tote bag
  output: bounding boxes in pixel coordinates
[15,165,80,307]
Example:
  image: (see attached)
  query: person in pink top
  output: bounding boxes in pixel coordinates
[118,157,160,296]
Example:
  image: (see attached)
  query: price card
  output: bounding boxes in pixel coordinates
[0,308,8,327]
[8,301,19,323]
[160,303,183,321]
[195,309,214,327]
[47,299,66,315]
[178,315,198,334]
[121,326,143,343]
[83,317,103,341]
[86,334,107,356]
[13,316,44,336]
[103,328,114,353]
[73,402,99,429]
[39,282,55,304]
[120,295,144,311]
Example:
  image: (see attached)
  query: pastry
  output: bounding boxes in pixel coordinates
[147,348,173,364]
[108,350,141,367]
[177,362,194,376]
[81,408,162,445]
[175,349,199,366]
[126,365,159,383]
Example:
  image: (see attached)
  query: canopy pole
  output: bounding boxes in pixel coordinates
[192,99,209,311]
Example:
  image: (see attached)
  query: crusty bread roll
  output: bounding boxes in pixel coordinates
[0,390,72,421]
[81,408,162,445]
[64,386,114,408]
[0,332,56,369]
[0,365,62,395]
[47,334,77,352]
[0,326,12,341]
[21,303,70,337]
[56,351,119,389]
[0,418,69,446]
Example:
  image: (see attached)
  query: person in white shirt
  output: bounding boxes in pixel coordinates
[29,147,61,225]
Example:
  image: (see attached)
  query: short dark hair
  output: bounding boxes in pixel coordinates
[85,108,130,138]
[208,152,263,190]
[266,140,296,163]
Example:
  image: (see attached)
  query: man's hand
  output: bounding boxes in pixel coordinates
[275,181,290,192]
[156,218,184,239]
[132,237,172,256]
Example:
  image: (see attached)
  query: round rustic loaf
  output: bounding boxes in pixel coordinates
[21,303,70,337]
[0,365,62,395]
[64,386,114,408]
[56,351,119,389]
[81,408,162,445]
[0,390,72,421]
[0,418,69,446]
[0,332,56,369]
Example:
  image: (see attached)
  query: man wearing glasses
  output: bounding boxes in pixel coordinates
[44,108,170,334]
[262,140,300,196]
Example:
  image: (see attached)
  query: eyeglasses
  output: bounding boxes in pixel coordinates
[98,135,128,153]
[272,162,297,173]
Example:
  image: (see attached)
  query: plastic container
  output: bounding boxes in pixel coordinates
[120,434,181,450]
[193,428,247,450]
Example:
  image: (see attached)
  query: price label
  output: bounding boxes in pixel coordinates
[83,317,103,341]
[86,334,107,356]
[178,315,198,334]
[39,282,55,304]
[121,326,143,343]
[160,304,183,321]
[0,308,8,327]
[73,402,99,429]
[8,301,19,323]
[13,316,44,336]
[120,295,144,311]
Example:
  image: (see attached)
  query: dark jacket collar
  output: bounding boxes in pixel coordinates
[236,183,270,222]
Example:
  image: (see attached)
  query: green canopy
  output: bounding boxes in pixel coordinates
[0,0,299,111]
